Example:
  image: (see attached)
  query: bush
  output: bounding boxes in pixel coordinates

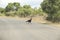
[5,11,16,16]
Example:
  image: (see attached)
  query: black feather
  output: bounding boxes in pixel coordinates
[26,18,32,23]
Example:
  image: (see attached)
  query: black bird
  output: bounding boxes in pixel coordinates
[26,18,32,23]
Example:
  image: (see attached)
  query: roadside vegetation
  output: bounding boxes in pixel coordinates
[0,0,60,23]
[0,2,44,17]
[41,0,60,23]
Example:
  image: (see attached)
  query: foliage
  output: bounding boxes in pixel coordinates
[41,0,60,22]
[0,8,5,13]
[0,2,44,18]
[5,3,14,12]
[5,11,16,16]
[5,2,20,12]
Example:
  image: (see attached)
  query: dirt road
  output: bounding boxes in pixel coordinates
[0,18,60,40]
